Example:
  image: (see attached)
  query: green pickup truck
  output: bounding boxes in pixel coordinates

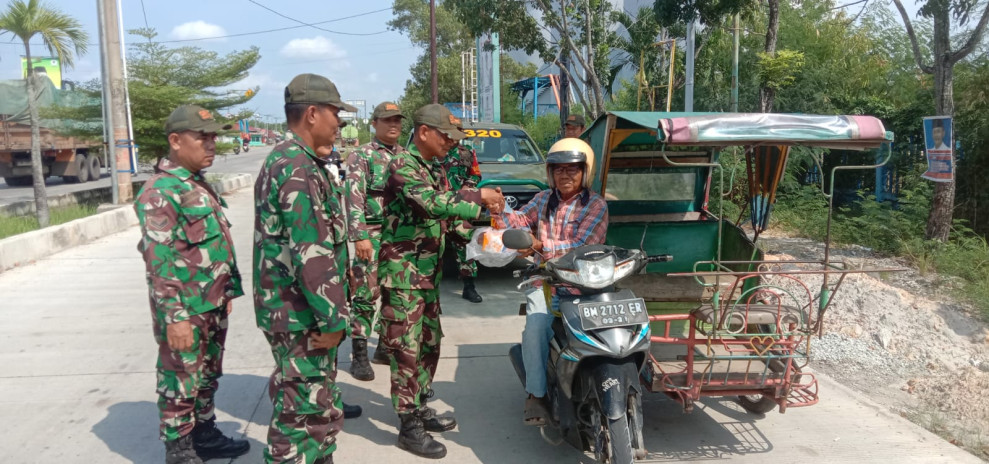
[461,121,547,210]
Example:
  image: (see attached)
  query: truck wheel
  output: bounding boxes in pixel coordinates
[87,154,101,181]
[4,176,32,187]
[64,154,90,183]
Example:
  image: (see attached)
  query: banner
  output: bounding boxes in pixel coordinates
[921,116,954,182]
[21,56,62,89]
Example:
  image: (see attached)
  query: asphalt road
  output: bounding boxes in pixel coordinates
[0,173,981,463]
[0,145,272,207]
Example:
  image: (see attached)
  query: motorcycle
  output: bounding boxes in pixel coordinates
[502,229,671,464]
[232,143,241,155]
[242,140,250,153]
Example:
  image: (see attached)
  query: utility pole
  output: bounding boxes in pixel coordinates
[558,53,570,136]
[730,14,740,112]
[685,18,696,112]
[97,0,132,202]
[429,0,438,104]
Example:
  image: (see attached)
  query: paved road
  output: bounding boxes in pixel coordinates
[0,174,981,463]
[0,146,272,206]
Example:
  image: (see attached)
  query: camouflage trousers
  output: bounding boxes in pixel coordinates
[451,234,478,279]
[348,226,382,339]
[263,330,344,464]
[155,308,227,442]
[379,287,443,414]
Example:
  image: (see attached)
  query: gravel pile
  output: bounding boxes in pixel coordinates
[757,234,989,457]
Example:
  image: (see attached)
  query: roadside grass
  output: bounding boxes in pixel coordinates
[0,203,100,240]
[769,185,989,319]
[901,405,988,458]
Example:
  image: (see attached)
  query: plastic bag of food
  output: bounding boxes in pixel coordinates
[466,227,518,267]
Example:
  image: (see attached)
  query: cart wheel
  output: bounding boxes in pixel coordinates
[738,394,778,414]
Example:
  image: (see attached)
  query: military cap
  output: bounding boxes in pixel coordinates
[284,73,358,112]
[372,101,405,120]
[165,104,232,134]
[413,104,467,140]
[564,113,586,127]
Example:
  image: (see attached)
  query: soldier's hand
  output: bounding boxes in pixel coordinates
[354,239,373,261]
[225,300,233,315]
[480,187,505,215]
[311,329,345,350]
[166,321,194,352]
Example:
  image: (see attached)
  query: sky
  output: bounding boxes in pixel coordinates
[0,0,419,123]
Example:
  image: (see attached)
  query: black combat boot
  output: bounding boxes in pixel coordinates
[419,388,457,432]
[343,401,363,419]
[191,419,249,461]
[350,338,375,381]
[313,455,334,464]
[462,277,482,303]
[397,413,447,459]
[165,435,203,464]
[371,344,390,365]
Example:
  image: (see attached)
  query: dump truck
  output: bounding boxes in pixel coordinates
[0,76,102,187]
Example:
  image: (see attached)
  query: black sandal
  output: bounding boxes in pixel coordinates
[523,395,549,426]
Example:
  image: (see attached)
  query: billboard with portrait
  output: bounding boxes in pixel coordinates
[21,56,62,89]
[921,116,953,182]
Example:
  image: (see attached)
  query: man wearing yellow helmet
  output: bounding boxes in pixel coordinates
[499,137,609,426]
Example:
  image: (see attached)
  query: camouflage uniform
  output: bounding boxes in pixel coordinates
[439,144,483,280]
[135,157,243,442]
[346,139,407,339]
[253,130,349,464]
[378,143,482,413]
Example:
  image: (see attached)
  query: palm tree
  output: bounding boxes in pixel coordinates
[607,7,665,99]
[0,0,88,227]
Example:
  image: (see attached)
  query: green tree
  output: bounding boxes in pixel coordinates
[446,0,615,118]
[608,6,672,109]
[891,0,989,242]
[126,28,260,159]
[0,0,88,228]
[390,0,538,137]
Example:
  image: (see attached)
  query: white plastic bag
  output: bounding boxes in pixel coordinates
[465,227,518,268]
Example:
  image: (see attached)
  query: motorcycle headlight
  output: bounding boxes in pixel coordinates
[574,255,616,288]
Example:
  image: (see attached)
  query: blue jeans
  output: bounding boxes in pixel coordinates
[522,295,559,397]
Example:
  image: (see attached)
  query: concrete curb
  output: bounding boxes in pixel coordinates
[0,173,252,273]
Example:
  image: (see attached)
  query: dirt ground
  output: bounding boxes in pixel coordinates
[758,232,989,460]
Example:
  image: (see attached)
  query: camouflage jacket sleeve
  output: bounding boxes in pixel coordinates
[277,161,348,334]
[345,149,370,241]
[462,147,481,189]
[394,157,483,221]
[135,190,188,324]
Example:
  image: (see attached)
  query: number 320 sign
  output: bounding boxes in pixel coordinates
[462,129,502,138]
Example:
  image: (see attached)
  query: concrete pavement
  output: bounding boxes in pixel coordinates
[0,179,982,463]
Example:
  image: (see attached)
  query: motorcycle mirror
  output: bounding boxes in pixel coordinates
[503,229,533,250]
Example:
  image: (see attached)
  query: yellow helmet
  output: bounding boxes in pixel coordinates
[546,137,595,189]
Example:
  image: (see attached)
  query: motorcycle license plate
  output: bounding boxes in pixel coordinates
[577,298,648,330]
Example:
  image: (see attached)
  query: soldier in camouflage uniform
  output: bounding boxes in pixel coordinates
[439,142,484,303]
[345,101,408,380]
[378,104,505,459]
[253,74,357,464]
[135,104,250,464]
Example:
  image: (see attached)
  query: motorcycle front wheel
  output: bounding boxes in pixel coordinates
[606,416,634,464]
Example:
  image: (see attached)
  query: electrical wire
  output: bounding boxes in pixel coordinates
[246,1,389,36]
[0,6,393,46]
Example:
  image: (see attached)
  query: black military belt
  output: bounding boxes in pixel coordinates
[364,218,384,225]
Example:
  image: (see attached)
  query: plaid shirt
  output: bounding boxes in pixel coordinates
[505,188,609,262]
